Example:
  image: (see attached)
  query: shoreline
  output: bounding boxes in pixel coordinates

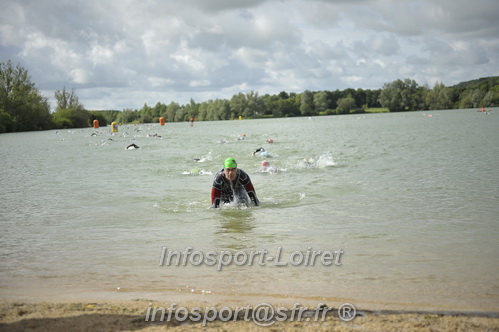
[1,300,498,331]
[2,284,498,317]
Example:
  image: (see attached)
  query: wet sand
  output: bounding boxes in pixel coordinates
[1,300,498,332]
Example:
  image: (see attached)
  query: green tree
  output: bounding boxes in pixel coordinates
[89,111,108,126]
[115,108,139,124]
[300,90,315,116]
[0,110,12,133]
[205,100,217,121]
[343,88,358,106]
[166,101,180,122]
[230,93,246,119]
[261,94,279,117]
[138,103,153,123]
[425,82,453,110]
[174,104,187,122]
[459,89,487,109]
[52,107,91,128]
[245,91,261,118]
[261,93,297,118]
[379,78,422,112]
[52,109,74,129]
[197,102,208,121]
[212,99,230,120]
[285,93,301,117]
[313,91,329,113]
[328,90,343,111]
[54,87,84,112]
[53,87,90,128]
[470,89,486,108]
[365,89,382,108]
[183,99,199,121]
[355,88,366,108]
[153,102,167,121]
[0,60,52,133]
[336,95,356,114]
[483,88,499,107]
[229,91,261,119]
[278,91,289,99]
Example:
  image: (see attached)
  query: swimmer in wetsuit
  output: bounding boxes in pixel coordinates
[253,147,265,156]
[125,143,139,150]
[211,157,259,208]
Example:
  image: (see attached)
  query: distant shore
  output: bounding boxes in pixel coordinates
[1,300,498,332]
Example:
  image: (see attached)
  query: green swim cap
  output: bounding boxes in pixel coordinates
[224,157,237,168]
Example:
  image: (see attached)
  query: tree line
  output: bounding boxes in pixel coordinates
[86,77,499,125]
[1,59,498,133]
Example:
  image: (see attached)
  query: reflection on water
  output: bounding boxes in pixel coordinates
[216,209,257,250]
[218,210,256,234]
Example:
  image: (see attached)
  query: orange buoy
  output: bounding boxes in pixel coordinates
[159,117,165,126]
[93,119,99,128]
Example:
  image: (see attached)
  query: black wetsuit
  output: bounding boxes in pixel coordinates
[211,169,259,208]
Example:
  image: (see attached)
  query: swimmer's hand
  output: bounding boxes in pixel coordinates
[212,198,220,208]
[248,192,259,206]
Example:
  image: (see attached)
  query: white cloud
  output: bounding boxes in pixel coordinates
[147,77,174,87]
[189,80,211,88]
[233,47,269,68]
[1,0,498,110]
[70,68,91,84]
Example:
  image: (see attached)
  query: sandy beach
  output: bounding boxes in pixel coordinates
[1,300,498,331]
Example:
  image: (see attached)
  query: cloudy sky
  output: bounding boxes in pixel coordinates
[1,0,498,111]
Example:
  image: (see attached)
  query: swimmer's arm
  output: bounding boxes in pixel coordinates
[211,187,221,208]
[245,182,259,206]
[248,191,259,206]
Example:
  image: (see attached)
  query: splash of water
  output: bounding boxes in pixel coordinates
[316,153,339,168]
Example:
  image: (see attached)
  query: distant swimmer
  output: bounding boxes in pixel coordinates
[297,158,314,168]
[125,143,139,150]
[253,147,265,155]
[260,160,276,173]
[477,107,491,113]
[190,117,195,126]
[190,167,200,174]
[253,147,271,157]
[266,138,274,143]
[211,157,259,208]
[192,152,212,163]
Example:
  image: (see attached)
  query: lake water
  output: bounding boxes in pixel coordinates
[1,109,498,312]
